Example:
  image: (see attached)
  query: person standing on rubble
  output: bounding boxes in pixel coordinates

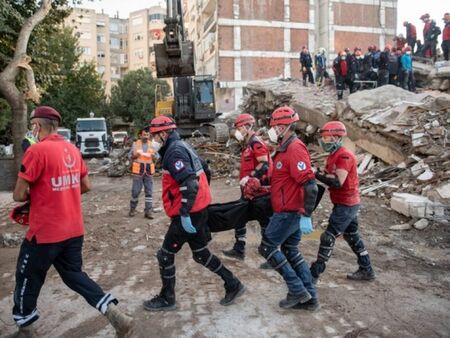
[423,20,441,61]
[128,127,156,219]
[314,48,328,87]
[300,46,314,86]
[377,45,390,87]
[11,106,134,338]
[143,116,245,311]
[310,121,376,284]
[442,13,450,61]
[403,21,417,53]
[258,106,319,311]
[400,46,414,91]
[222,114,273,269]
[333,51,351,100]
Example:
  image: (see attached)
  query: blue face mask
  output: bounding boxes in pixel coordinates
[319,139,342,153]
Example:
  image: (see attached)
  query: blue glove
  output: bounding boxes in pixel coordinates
[180,215,197,234]
[299,216,313,235]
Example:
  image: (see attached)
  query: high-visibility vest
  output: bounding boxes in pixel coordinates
[131,140,155,175]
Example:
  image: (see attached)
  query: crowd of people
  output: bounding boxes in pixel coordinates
[299,12,450,100]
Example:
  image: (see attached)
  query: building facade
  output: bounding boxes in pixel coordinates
[184,0,397,112]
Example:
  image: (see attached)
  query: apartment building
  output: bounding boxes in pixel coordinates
[66,6,166,95]
[184,0,397,112]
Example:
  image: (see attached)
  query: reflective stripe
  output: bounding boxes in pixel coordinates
[13,308,38,326]
[192,246,208,253]
[274,259,288,270]
[181,198,187,203]
[96,293,114,315]
[179,186,187,191]
[212,262,223,273]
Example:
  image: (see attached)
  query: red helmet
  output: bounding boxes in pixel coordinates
[270,106,299,126]
[235,113,256,128]
[149,116,176,133]
[9,202,30,226]
[320,121,347,137]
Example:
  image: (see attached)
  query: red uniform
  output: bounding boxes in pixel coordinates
[18,134,87,243]
[239,135,273,181]
[270,136,315,214]
[324,147,360,206]
[423,21,431,40]
[443,24,450,41]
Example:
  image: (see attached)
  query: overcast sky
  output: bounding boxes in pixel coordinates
[79,0,447,37]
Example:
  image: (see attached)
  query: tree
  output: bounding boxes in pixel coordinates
[109,68,169,129]
[41,62,106,131]
[0,0,69,169]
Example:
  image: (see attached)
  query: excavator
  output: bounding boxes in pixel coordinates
[153,0,229,142]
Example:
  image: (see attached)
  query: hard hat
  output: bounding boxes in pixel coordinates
[270,106,299,126]
[30,106,62,124]
[9,202,30,226]
[234,113,256,128]
[320,121,347,137]
[149,116,176,133]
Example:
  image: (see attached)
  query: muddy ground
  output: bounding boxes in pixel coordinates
[1,174,449,338]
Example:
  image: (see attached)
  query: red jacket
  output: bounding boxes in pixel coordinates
[423,21,431,40]
[270,135,315,213]
[239,134,273,184]
[406,23,417,40]
[443,24,450,41]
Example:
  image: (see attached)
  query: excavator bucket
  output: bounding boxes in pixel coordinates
[154,41,195,78]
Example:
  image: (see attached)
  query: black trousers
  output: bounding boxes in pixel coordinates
[12,236,116,327]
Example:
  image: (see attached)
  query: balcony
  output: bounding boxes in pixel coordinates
[201,0,216,16]
[203,12,216,35]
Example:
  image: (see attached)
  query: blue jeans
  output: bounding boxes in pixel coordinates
[260,212,316,299]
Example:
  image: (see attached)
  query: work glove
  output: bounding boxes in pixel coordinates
[239,176,250,186]
[299,215,313,235]
[180,215,197,234]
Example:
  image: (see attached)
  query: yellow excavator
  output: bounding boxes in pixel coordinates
[153,0,228,142]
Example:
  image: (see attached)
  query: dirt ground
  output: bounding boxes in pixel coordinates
[1,174,450,338]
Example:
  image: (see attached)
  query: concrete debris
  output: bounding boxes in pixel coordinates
[413,218,430,230]
[0,233,23,248]
[436,183,450,200]
[390,193,447,221]
[389,223,413,231]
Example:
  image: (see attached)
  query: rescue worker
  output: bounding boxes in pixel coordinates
[387,48,401,86]
[314,48,328,87]
[442,13,450,61]
[300,46,314,86]
[362,45,377,82]
[400,46,413,91]
[393,34,407,51]
[11,106,133,337]
[129,127,155,219]
[310,121,375,284]
[258,106,319,311]
[403,21,417,53]
[333,51,351,100]
[377,45,390,87]
[421,13,431,43]
[345,48,357,93]
[353,49,364,91]
[223,114,273,269]
[423,20,441,60]
[143,116,245,311]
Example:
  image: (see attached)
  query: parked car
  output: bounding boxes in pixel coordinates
[112,131,128,146]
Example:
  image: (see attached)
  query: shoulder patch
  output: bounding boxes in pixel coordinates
[297,161,306,171]
[276,161,283,170]
[174,160,185,171]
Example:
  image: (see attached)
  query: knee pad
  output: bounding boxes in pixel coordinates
[344,231,366,254]
[259,241,288,270]
[192,246,222,272]
[157,248,175,279]
[317,231,336,262]
[258,241,276,260]
[282,244,305,269]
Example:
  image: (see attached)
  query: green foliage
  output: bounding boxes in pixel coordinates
[109,68,169,129]
[40,62,106,131]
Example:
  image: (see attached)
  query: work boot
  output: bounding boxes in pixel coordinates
[259,261,273,270]
[144,211,154,219]
[143,295,176,312]
[128,208,136,217]
[347,267,376,281]
[293,298,321,311]
[222,248,245,260]
[105,304,134,338]
[220,280,246,306]
[279,290,312,309]
[15,324,38,338]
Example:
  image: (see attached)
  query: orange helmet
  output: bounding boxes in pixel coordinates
[234,113,256,128]
[149,116,176,133]
[320,121,347,137]
[270,106,299,126]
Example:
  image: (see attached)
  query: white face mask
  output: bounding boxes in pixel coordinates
[151,140,162,152]
[234,129,245,142]
[406,51,412,55]
[268,127,279,143]
[31,123,40,142]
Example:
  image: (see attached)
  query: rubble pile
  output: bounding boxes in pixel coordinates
[413,60,450,93]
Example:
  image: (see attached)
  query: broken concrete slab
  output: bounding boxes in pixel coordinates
[436,183,450,200]
[413,218,430,230]
[390,193,447,219]
[389,223,413,231]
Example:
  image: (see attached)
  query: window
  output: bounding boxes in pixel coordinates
[149,13,165,21]
[79,47,91,55]
[96,21,105,27]
[110,22,119,33]
[133,49,144,59]
[97,34,105,43]
[80,31,91,40]
[97,52,105,58]
[133,33,144,41]
[110,37,120,49]
[120,54,128,64]
[132,16,143,26]
[79,16,91,24]
[120,39,128,49]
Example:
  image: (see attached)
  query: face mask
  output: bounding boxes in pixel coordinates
[319,139,343,153]
[31,123,40,142]
[234,129,245,142]
[406,51,411,55]
[268,127,279,143]
[152,140,162,152]
[340,56,346,60]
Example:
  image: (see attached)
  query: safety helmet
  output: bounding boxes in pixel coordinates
[270,106,299,126]
[9,202,30,226]
[320,121,347,137]
[420,13,430,20]
[234,113,256,128]
[149,115,176,133]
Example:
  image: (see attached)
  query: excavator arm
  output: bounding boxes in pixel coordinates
[154,0,195,78]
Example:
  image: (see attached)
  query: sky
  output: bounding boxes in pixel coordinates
[78,0,448,36]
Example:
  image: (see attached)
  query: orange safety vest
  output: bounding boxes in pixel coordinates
[131,140,155,175]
